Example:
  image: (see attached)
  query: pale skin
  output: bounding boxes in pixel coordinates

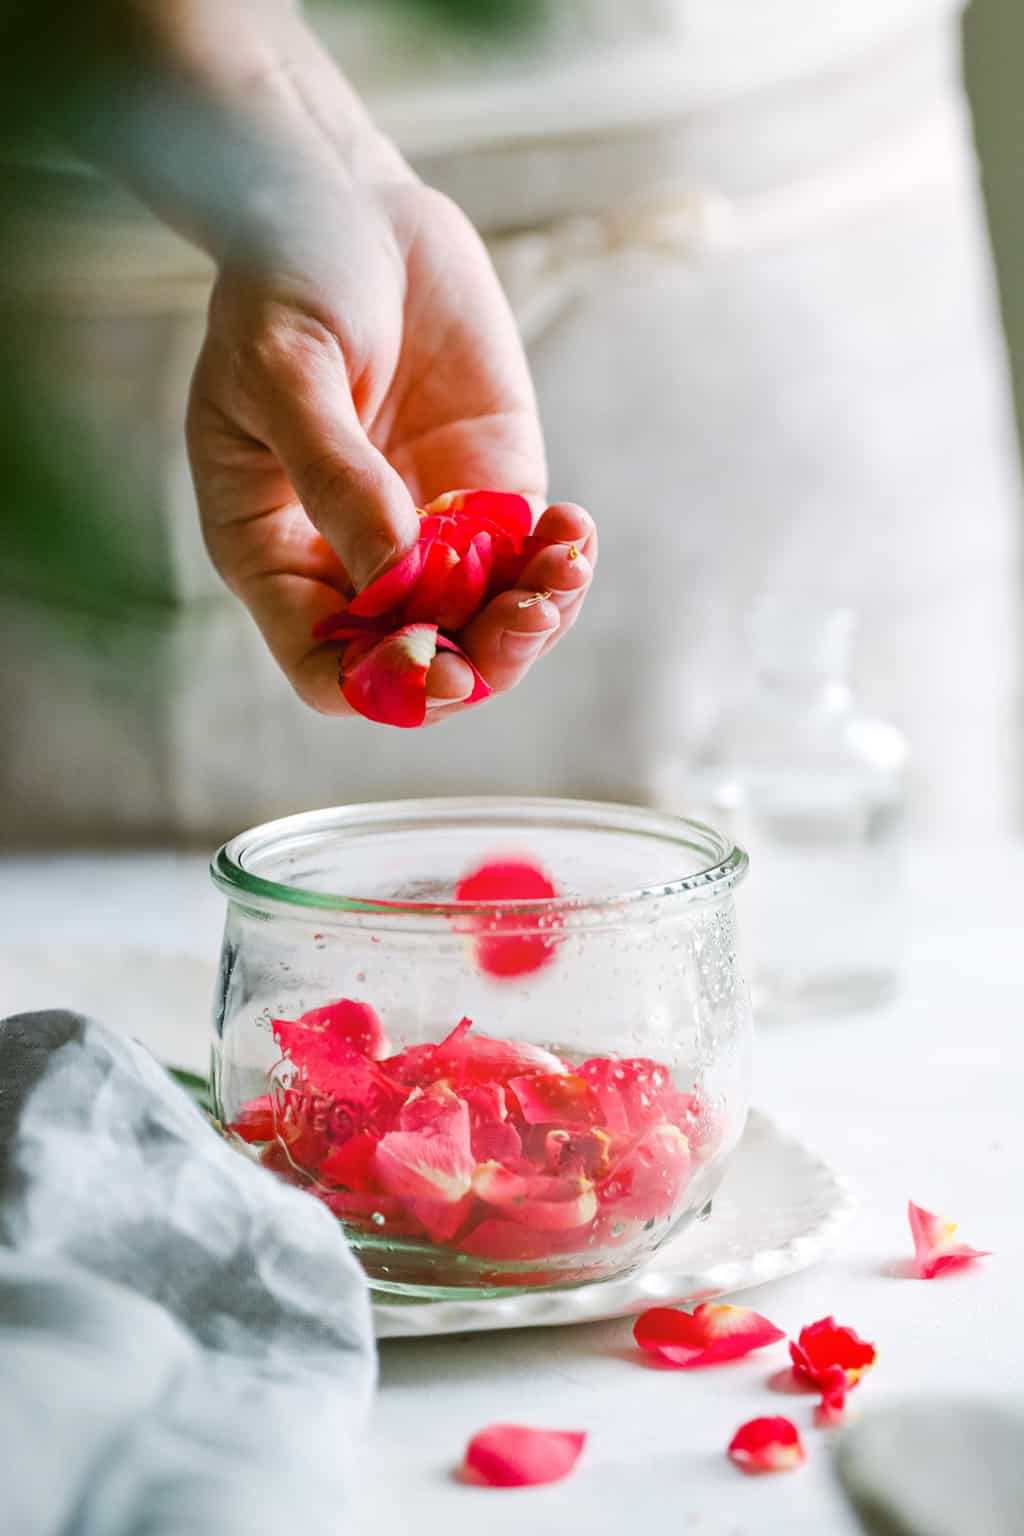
[57,0,597,717]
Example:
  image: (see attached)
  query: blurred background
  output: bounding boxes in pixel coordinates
[0,0,1020,850]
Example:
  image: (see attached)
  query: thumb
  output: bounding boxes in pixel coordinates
[263,372,420,592]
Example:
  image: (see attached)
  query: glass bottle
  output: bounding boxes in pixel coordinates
[691,601,908,1019]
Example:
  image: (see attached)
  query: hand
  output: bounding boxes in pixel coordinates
[187,172,597,718]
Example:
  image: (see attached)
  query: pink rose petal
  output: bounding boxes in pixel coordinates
[633,1303,786,1368]
[908,1200,991,1279]
[728,1417,805,1475]
[462,1424,586,1488]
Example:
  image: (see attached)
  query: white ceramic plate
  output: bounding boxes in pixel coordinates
[372,1110,854,1338]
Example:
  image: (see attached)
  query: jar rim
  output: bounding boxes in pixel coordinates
[210,797,747,928]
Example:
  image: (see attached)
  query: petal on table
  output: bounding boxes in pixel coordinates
[728,1417,805,1475]
[461,1424,586,1488]
[814,1365,849,1427]
[633,1303,786,1368]
[790,1317,877,1389]
[908,1200,991,1279]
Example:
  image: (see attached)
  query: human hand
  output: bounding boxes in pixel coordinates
[187,172,597,719]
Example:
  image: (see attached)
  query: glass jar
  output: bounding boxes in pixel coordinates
[210,798,751,1298]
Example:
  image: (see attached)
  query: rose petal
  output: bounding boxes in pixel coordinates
[507,1073,599,1127]
[227,1095,277,1144]
[349,539,430,617]
[398,538,461,624]
[472,1162,598,1231]
[596,1122,691,1221]
[455,857,559,978]
[633,1303,786,1368]
[789,1317,877,1389]
[815,1365,849,1427]
[319,1129,380,1192]
[296,998,388,1059]
[579,1057,673,1135]
[461,1424,585,1488]
[908,1200,991,1279]
[340,623,439,728]
[728,1417,805,1475]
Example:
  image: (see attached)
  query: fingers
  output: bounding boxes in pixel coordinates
[451,503,597,700]
[252,340,422,591]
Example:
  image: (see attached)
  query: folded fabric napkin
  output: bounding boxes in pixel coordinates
[0,1010,376,1536]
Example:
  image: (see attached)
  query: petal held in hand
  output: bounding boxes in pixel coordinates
[908,1200,991,1278]
[789,1317,877,1389]
[633,1303,786,1368]
[728,1417,805,1475]
[314,488,578,726]
[461,1424,586,1488]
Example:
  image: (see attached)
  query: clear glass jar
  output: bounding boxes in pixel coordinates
[210,798,751,1298]
[692,602,908,1018]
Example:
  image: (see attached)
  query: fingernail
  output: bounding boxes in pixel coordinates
[500,625,558,661]
[425,687,473,709]
[353,536,400,591]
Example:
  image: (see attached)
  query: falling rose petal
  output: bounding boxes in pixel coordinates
[461,1424,586,1488]
[728,1418,805,1475]
[633,1303,786,1369]
[908,1200,991,1279]
[455,857,560,979]
[814,1366,849,1428]
[790,1317,877,1390]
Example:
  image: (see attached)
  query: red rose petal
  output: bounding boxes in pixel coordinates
[348,539,430,618]
[340,623,439,728]
[455,857,559,979]
[319,1129,379,1191]
[814,1365,849,1427]
[633,1303,786,1368]
[314,488,559,726]
[461,1423,585,1488]
[297,998,388,1060]
[728,1417,805,1475]
[597,1122,691,1221]
[789,1317,877,1390]
[473,1162,598,1231]
[227,1095,277,1144]
[908,1200,991,1279]
[508,1072,598,1127]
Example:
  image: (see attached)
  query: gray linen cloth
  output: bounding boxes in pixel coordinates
[0,1010,376,1536]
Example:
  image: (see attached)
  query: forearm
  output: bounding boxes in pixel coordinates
[8,0,409,258]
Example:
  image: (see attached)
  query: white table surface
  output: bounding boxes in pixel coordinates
[1,846,1021,1534]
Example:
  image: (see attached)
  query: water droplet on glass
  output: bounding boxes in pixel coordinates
[356,970,367,984]
[611,1222,625,1238]
[371,1210,386,1226]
